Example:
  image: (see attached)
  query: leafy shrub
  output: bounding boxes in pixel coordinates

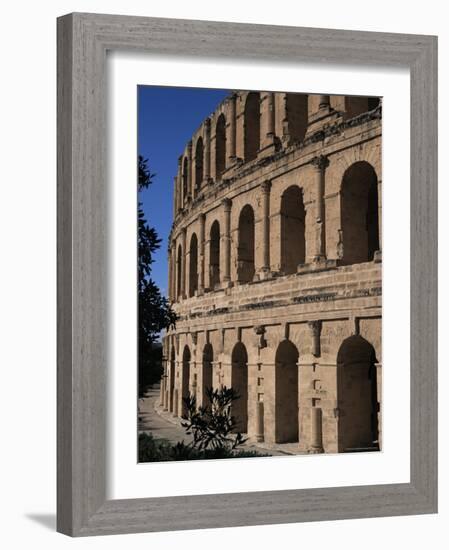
[181,386,247,452]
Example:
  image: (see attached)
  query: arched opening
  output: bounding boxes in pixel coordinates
[340,161,379,265]
[231,342,248,433]
[280,186,306,274]
[237,205,255,283]
[195,137,204,192]
[285,93,308,143]
[244,92,260,162]
[181,345,191,418]
[176,244,182,299]
[337,335,379,451]
[189,233,198,297]
[215,114,226,180]
[345,96,381,119]
[202,343,214,407]
[275,340,299,443]
[182,157,188,204]
[209,220,220,289]
[169,346,175,412]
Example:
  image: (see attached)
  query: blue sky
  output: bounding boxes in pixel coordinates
[138,86,230,295]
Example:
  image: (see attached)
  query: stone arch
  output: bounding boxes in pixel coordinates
[202,343,214,407]
[340,161,379,265]
[280,185,306,274]
[337,335,379,450]
[169,346,176,412]
[285,93,308,143]
[237,204,255,283]
[275,340,299,443]
[182,157,188,204]
[244,92,260,162]
[209,220,220,289]
[231,342,248,433]
[189,233,198,297]
[345,96,381,119]
[215,113,226,180]
[195,137,204,191]
[176,244,182,299]
[181,345,191,418]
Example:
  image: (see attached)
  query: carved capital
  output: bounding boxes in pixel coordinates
[254,325,267,349]
[311,155,329,171]
[260,179,272,194]
[191,332,198,346]
[222,197,232,211]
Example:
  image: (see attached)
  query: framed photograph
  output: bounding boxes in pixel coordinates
[57,12,437,536]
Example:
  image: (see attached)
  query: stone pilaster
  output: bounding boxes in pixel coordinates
[181,227,187,299]
[307,320,322,357]
[204,117,211,182]
[198,213,206,294]
[258,180,272,278]
[311,155,329,261]
[222,198,232,284]
[187,140,193,198]
[228,93,237,161]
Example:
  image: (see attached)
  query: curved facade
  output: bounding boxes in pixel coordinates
[161,91,382,454]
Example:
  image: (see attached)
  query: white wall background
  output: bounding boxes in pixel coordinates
[0,0,445,547]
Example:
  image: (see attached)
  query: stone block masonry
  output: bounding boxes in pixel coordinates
[161,91,382,454]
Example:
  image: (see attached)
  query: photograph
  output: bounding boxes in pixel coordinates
[137,87,383,462]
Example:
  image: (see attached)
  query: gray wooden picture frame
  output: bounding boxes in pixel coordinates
[57,12,438,537]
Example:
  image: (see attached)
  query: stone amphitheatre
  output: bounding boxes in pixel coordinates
[160,91,382,454]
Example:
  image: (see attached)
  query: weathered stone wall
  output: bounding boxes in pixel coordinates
[161,91,382,454]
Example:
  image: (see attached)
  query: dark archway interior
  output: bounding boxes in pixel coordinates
[337,335,379,450]
[202,343,214,407]
[275,340,299,443]
[231,342,248,433]
[181,345,191,418]
[341,161,379,265]
[176,244,182,299]
[195,137,204,192]
[244,92,260,162]
[285,93,308,143]
[182,157,188,203]
[237,205,255,283]
[345,96,380,118]
[209,220,220,289]
[169,347,175,412]
[189,233,198,297]
[280,185,306,274]
[215,114,226,180]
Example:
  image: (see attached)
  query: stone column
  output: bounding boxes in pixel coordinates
[181,227,187,299]
[259,180,272,276]
[167,245,172,302]
[160,376,165,406]
[171,244,177,301]
[187,140,193,198]
[256,401,264,442]
[222,198,232,284]
[198,213,206,294]
[177,156,183,210]
[308,320,322,357]
[228,93,237,161]
[311,155,329,261]
[267,92,275,137]
[309,407,324,453]
[204,118,211,182]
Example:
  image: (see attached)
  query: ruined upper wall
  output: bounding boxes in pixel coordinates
[171,91,381,218]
